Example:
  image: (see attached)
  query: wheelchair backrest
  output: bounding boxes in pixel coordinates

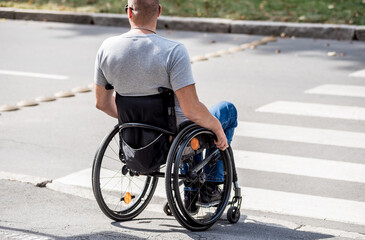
[115,88,177,174]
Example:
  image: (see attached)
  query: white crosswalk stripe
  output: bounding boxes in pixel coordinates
[242,187,365,226]
[233,150,365,183]
[0,230,53,240]
[235,121,365,149]
[305,84,365,98]
[255,101,365,121]
[350,69,365,78]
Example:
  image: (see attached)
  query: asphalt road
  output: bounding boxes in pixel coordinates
[0,19,365,239]
[1,179,356,240]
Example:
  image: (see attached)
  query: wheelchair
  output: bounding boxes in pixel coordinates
[91,87,242,231]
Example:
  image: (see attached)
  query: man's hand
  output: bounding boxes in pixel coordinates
[214,127,228,151]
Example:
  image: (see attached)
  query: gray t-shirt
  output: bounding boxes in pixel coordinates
[94,33,195,125]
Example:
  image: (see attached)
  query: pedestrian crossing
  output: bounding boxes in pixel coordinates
[49,69,365,227]
[233,70,365,226]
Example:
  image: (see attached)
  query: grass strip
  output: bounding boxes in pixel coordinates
[1,0,364,25]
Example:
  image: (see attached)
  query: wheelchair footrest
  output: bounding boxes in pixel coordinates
[196,200,221,208]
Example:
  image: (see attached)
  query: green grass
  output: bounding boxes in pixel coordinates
[1,0,364,25]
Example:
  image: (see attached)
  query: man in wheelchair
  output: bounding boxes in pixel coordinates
[93,0,239,229]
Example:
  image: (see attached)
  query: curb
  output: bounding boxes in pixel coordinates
[230,20,358,41]
[0,170,52,186]
[1,7,364,41]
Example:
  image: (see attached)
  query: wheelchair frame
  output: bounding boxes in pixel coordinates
[92,122,242,231]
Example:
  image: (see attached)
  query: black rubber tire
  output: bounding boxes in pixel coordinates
[163,202,173,216]
[165,124,232,231]
[227,206,240,224]
[92,125,158,221]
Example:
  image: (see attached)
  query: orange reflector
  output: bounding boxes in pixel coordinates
[124,192,132,204]
[191,137,199,150]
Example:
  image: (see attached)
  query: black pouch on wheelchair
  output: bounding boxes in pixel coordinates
[116,88,176,174]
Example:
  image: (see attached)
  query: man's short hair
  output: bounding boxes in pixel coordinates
[128,0,160,26]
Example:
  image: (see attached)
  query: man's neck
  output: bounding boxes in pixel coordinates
[129,23,157,34]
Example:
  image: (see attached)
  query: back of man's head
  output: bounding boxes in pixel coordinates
[128,0,160,26]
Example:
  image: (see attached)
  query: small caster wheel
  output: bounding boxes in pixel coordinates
[122,165,129,175]
[227,206,240,224]
[163,202,172,216]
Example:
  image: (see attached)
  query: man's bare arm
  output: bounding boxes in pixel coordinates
[95,84,118,119]
[175,84,228,150]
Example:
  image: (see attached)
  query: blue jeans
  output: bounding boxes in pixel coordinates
[182,101,238,189]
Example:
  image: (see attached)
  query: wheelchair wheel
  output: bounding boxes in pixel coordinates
[165,124,232,231]
[92,125,158,221]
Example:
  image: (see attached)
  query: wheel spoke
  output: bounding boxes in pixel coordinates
[103,154,120,162]
[108,136,119,156]
[100,169,121,190]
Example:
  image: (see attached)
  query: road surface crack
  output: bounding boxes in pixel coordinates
[294,224,305,230]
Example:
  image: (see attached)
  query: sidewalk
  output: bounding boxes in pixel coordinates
[1,7,364,41]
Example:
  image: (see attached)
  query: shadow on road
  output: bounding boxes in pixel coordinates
[110,215,334,240]
[0,215,334,239]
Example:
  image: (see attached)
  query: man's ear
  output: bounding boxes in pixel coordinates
[158,4,162,17]
[128,8,133,19]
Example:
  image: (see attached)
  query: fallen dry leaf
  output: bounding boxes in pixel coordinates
[275,49,281,54]
[328,51,336,57]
